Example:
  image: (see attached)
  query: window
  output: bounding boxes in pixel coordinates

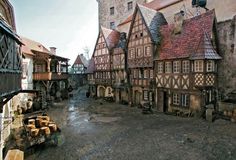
[139,69,142,78]
[182,60,190,73]
[128,1,133,11]
[110,7,114,15]
[144,46,151,56]
[173,93,180,105]
[133,70,137,78]
[150,70,153,78]
[144,70,149,78]
[194,60,203,72]
[173,61,180,73]
[165,62,172,73]
[206,60,214,72]
[143,90,149,101]
[110,22,115,29]
[157,62,163,73]
[129,49,135,59]
[136,47,142,57]
[22,62,28,78]
[181,94,189,107]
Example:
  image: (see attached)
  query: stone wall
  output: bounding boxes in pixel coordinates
[217,15,236,99]
[97,0,152,29]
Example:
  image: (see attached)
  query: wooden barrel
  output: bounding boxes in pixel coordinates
[49,123,57,132]
[30,128,39,137]
[228,111,233,117]
[27,124,35,130]
[224,111,227,116]
[40,120,49,127]
[35,118,42,128]
[42,116,50,121]
[40,127,50,135]
[28,119,35,125]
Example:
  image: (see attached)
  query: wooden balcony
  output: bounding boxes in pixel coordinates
[33,72,69,81]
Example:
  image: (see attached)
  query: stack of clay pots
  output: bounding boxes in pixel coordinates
[27,115,57,137]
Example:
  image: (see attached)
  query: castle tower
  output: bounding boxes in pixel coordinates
[96,0,154,29]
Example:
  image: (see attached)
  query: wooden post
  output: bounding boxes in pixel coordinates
[47,58,51,72]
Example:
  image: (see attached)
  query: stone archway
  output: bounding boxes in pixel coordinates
[97,86,106,97]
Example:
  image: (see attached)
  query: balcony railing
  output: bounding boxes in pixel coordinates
[33,72,69,81]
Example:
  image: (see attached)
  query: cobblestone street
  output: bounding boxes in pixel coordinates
[25,88,236,160]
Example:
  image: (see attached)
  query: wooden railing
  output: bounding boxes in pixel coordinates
[33,72,69,81]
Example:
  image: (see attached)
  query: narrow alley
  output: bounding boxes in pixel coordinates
[25,87,236,160]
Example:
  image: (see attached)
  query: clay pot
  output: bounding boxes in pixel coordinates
[40,127,50,135]
[31,128,39,137]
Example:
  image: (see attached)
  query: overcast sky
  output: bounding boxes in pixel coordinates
[9,0,99,64]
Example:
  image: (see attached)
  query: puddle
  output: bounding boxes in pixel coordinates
[89,115,121,123]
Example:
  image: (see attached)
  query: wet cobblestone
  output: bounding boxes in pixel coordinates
[25,88,236,160]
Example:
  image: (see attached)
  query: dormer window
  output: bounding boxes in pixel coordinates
[110,22,115,29]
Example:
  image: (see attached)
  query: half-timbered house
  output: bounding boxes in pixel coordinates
[21,37,69,104]
[112,32,129,103]
[0,0,22,158]
[127,4,167,106]
[85,58,96,97]
[93,26,120,98]
[154,10,221,114]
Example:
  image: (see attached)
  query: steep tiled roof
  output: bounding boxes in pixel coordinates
[85,58,95,74]
[144,0,182,11]
[101,26,120,50]
[157,10,221,60]
[118,0,181,27]
[21,37,50,54]
[190,31,221,60]
[73,54,89,67]
[138,4,167,44]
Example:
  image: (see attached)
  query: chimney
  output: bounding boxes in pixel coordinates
[50,47,57,54]
[173,10,185,34]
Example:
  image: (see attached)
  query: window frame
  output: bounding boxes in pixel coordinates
[110,7,115,15]
[181,94,190,107]
[165,62,172,73]
[143,90,149,101]
[127,1,133,11]
[173,93,180,105]
[110,21,115,29]
[144,45,151,57]
[173,61,180,73]
[194,60,204,72]
[182,60,190,73]
[206,60,215,72]
[157,62,163,73]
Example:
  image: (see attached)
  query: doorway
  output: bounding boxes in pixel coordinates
[163,91,168,112]
[134,91,141,106]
